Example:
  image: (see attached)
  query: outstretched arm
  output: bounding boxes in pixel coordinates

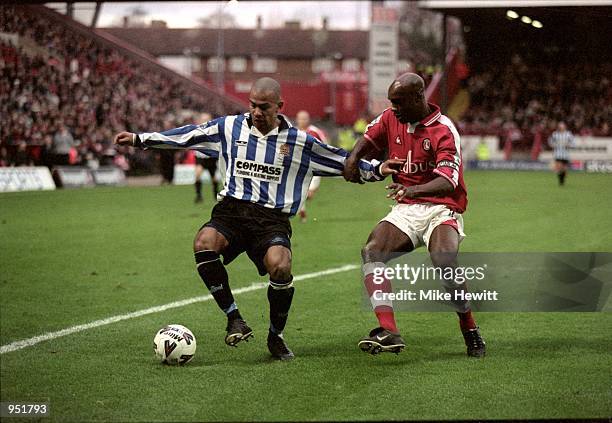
[309,136,400,182]
[114,132,136,146]
[343,137,380,183]
[113,121,221,157]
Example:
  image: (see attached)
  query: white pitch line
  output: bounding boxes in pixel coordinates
[0,264,359,355]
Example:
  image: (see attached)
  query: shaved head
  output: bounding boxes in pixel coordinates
[387,72,429,123]
[249,77,283,134]
[251,77,282,102]
[389,73,425,98]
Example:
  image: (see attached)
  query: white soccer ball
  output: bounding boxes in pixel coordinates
[153,324,196,365]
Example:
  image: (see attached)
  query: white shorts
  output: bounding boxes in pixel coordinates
[381,203,465,249]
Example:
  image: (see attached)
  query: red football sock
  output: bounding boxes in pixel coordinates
[457,310,477,331]
[364,270,399,333]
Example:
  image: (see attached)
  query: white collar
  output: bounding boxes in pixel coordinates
[407,122,419,134]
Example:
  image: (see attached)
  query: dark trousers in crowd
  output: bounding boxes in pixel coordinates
[52,153,70,166]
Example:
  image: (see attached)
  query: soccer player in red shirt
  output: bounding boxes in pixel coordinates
[344,73,486,357]
[295,110,327,222]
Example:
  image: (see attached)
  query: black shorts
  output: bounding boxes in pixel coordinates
[201,197,292,276]
[555,159,569,165]
[196,157,217,174]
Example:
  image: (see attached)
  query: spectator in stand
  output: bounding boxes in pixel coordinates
[476,138,490,161]
[0,5,234,171]
[0,146,9,167]
[460,60,611,141]
[13,141,32,166]
[501,121,522,160]
[39,134,54,169]
[52,122,75,166]
[353,116,368,137]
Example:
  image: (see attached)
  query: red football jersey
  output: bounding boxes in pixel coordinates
[364,103,468,213]
[306,125,328,143]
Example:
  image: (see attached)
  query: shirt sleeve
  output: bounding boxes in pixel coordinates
[432,128,461,189]
[363,111,388,151]
[309,136,383,181]
[135,117,223,157]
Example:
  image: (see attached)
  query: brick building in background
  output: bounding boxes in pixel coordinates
[102,18,419,125]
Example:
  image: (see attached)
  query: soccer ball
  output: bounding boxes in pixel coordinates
[153,324,196,365]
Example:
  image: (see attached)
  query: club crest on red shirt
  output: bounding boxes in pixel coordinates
[395,136,401,145]
[422,138,431,150]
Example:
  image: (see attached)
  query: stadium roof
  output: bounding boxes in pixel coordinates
[421,0,612,67]
[419,0,612,7]
[418,0,612,24]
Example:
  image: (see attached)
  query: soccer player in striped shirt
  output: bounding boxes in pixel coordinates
[344,73,486,358]
[114,78,401,360]
[548,121,575,186]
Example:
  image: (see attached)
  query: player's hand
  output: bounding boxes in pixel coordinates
[343,157,363,183]
[113,132,135,146]
[379,158,405,176]
[386,183,415,201]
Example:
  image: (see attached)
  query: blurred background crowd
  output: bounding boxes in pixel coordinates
[1,3,610,171]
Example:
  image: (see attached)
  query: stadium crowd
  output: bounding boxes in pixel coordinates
[2,5,610,169]
[0,5,222,170]
[459,57,612,142]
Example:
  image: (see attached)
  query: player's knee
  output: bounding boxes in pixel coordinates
[193,233,210,252]
[266,254,292,281]
[264,245,292,281]
[362,239,386,263]
[193,228,222,253]
[267,260,292,281]
[429,249,457,269]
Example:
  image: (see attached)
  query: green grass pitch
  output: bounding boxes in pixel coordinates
[1,170,611,421]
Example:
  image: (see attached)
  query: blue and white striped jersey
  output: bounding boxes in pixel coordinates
[548,130,575,160]
[136,113,382,215]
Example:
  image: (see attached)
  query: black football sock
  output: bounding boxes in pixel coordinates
[195,250,237,315]
[226,309,242,321]
[195,180,202,195]
[559,171,566,185]
[267,277,294,335]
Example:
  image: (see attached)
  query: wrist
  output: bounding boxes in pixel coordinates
[407,185,420,198]
[375,162,384,180]
[132,134,142,148]
[346,156,356,169]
